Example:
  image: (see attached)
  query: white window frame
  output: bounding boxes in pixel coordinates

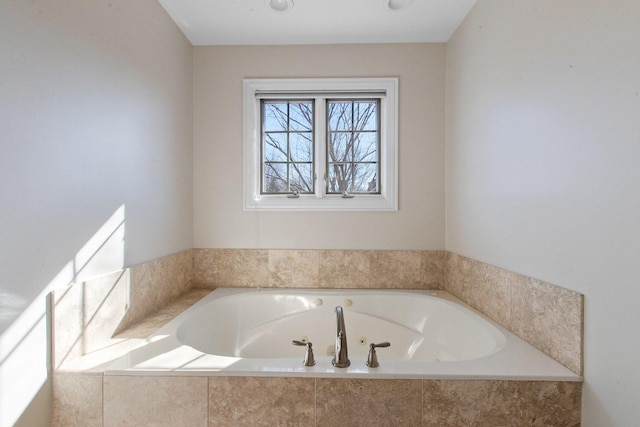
[243,77,398,211]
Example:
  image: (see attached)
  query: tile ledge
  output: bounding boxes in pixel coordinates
[54,288,211,374]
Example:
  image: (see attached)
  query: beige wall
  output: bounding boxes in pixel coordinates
[0,0,194,331]
[0,1,193,425]
[194,44,445,250]
[446,1,640,425]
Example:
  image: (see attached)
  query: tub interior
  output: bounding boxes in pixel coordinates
[176,290,506,362]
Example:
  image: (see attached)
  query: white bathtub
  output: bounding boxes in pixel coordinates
[106,288,581,381]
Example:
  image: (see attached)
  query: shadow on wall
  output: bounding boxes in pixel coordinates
[0,205,125,427]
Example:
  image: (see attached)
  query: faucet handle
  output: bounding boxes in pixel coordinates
[371,342,390,348]
[292,340,316,366]
[366,342,391,368]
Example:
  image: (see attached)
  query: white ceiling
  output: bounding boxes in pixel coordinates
[158,0,477,46]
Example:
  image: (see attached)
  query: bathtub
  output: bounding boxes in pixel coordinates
[106,288,580,381]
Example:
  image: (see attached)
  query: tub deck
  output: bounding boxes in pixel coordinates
[55,288,582,383]
[55,288,212,373]
[102,288,581,381]
[53,288,582,426]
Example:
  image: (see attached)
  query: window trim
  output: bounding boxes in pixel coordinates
[243,77,398,211]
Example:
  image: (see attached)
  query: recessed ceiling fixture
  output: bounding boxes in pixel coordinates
[265,0,294,13]
[384,0,414,12]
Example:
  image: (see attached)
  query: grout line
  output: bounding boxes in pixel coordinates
[443,250,448,291]
[206,376,210,426]
[101,373,105,427]
[421,379,424,425]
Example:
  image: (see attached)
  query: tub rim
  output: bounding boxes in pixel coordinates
[104,288,582,382]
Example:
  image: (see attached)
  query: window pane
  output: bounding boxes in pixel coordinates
[263,102,287,132]
[263,163,288,193]
[326,99,380,194]
[352,163,378,192]
[289,163,313,193]
[328,132,351,162]
[289,102,313,131]
[290,132,312,161]
[327,163,352,193]
[260,99,314,194]
[327,162,379,194]
[264,133,288,162]
[353,132,378,162]
[328,101,352,131]
[354,101,377,131]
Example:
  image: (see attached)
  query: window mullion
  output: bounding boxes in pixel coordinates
[314,97,326,198]
[350,101,355,192]
[286,102,291,192]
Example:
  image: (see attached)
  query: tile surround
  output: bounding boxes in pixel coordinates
[53,373,103,427]
[117,249,193,332]
[116,288,211,339]
[193,248,446,289]
[53,248,581,374]
[103,375,208,426]
[445,252,583,375]
[511,275,583,375]
[209,376,315,426]
[51,248,584,425]
[53,270,129,369]
[316,378,422,426]
[53,250,194,370]
[52,375,581,427]
[420,250,447,289]
[423,380,582,426]
[268,249,320,288]
[369,250,422,288]
[317,249,371,288]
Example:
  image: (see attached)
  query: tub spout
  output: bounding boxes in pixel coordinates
[332,306,350,368]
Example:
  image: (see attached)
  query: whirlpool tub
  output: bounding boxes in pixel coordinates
[106,288,579,380]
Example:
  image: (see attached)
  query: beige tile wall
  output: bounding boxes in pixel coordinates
[53,373,103,427]
[209,377,315,426]
[51,249,583,426]
[316,378,423,426]
[117,249,194,332]
[192,249,583,376]
[52,249,193,370]
[52,248,582,376]
[423,380,582,426]
[53,375,581,426]
[193,249,446,289]
[445,252,583,375]
[103,376,208,426]
[53,270,130,369]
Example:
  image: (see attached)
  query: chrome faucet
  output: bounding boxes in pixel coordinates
[332,306,350,368]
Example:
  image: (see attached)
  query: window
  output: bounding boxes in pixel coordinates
[244,78,398,211]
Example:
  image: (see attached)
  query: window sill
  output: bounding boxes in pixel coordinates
[243,194,397,212]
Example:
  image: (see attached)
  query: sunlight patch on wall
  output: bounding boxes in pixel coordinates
[0,205,125,427]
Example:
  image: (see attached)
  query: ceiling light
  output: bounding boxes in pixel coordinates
[385,0,414,12]
[265,0,294,13]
